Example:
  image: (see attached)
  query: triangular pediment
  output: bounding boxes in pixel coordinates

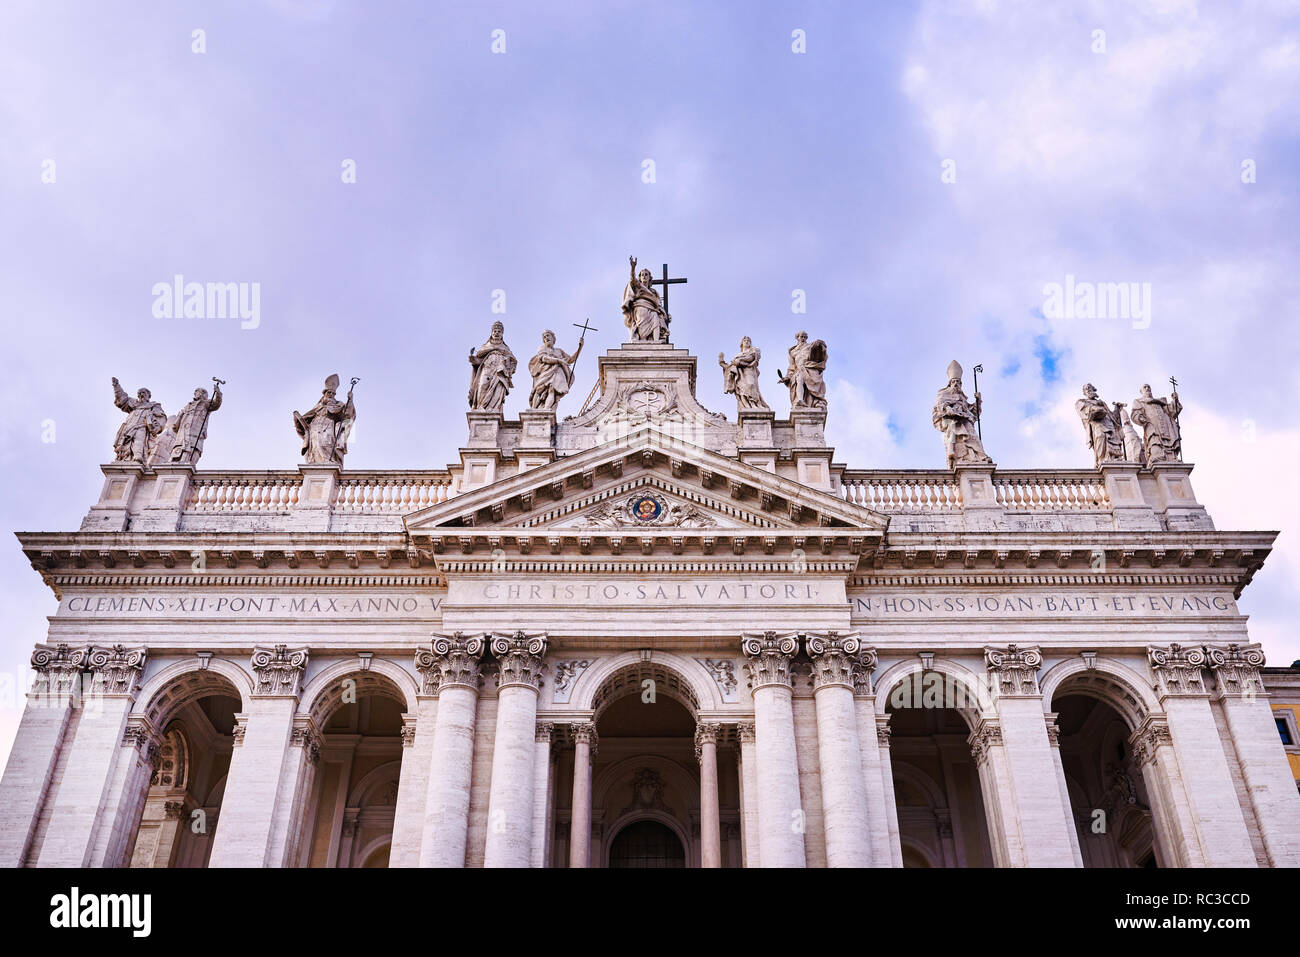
[404,427,887,537]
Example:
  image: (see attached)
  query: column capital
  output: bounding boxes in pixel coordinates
[1147,643,1208,698]
[741,631,799,690]
[1204,643,1266,699]
[30,642,90,698]
[250,644,309,697]
[289,718,323,766]
[805,631,861,692]
[1129,714,1173,766]
[400,715,418,748]
[571,721,598,756]
[1044,713,1061,748]
[984,644,1042,697]
[694,722,722,762]
[419,632,487,694]
[87,644,148,698]
[122,717,161,757]
[736,720,756,744]
[535,721,557,744]
[967,718,1003,764]
[876,716,892,750]
[852,648,879,697]
[491,631,548,692]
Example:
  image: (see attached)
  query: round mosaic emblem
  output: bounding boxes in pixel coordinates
[627,494,664,523]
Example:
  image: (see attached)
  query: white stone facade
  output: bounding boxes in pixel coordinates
[2,340,1298,868]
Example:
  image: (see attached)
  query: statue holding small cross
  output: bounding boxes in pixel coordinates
[622,256,686,343]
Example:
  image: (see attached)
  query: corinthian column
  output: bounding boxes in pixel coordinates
[484,632,548,868]
[208,645,308,868]
[419,633,486,867]
[37,644,149,867]
[695,723,722,868]
[568,722,597,868]
[742,632,806,867]
[1205,644,1300,866]
[806,632,872,867]
[0,644,89,867]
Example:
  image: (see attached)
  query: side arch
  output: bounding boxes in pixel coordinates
[1039,657,1159,730]
[873,656,995,726]
[298,656,419,725]
[134,656,252,729]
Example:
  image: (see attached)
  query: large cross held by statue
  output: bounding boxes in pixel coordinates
[649,263,688,317]
[572,317,598,342]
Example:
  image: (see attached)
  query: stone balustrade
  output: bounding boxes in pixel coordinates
[839,469,1112,513]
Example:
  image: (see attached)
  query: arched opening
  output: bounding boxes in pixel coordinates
[557,660,741,868]
[1052,691,1160,867]
[884,696,995,868]
[128,672,242,868]
[299,672,406,868]
[608,819,687,868]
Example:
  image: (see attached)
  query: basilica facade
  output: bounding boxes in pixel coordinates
[2,272,1298,868]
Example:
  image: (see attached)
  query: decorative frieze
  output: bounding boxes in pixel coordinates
[741,631,799,690]
[1204,643,1266,698]
[491,631,548,691]
[697,658,739,702]
[250,644,309,697]
[87,644,147,697]
[984,644,1043,697]
[1147,644,1207,697]
[552,659,591,703]
[805,631,862,691]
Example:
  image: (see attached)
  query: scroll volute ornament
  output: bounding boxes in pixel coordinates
[429,632,487,690]
[742,631,799,690]
[984,644,1043,697]
[1148,643,1207,697]
[250,644,309,697]
[87,644,147,696]
[491,631,548,690]
[1204,643,1266,697]
[805,632,862,691]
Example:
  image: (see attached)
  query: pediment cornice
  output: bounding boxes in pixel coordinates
[404,427,888,534]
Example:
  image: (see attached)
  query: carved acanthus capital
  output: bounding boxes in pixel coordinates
[86,644,147,697]
[736,720,756,744]
[491,631,548,691]
[425,633,487,692]
[967,720,1003,764]
[400,718,418,748]
[741,631,799,690]
[1129,715,1173,766]
[1045,714,1061,747]
[572,721,598,755]
[1148,643,1207,698]
[250,644,309,697]
[984,644,1043,697]
[851,648,879,697]
[231,716,247,747]
[1204,643,1266,699]
[290,721,323,765]
[30,643,90,697]
[805,632,862,691]
[535,721,556,745]
[694,722,721,763]
[163,800,187,820]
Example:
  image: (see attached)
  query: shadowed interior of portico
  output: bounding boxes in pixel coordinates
[552,681,741,867]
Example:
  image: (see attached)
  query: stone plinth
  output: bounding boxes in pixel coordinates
[1149,463,1213,531]
[133,464,195,532]
[1100,462,1160,530]
[466,410,505,449]
[791,407,827,447]
[290,464,339,532]
[80,462,145,532]
[956,464,1005,530]
[738,409,774,448]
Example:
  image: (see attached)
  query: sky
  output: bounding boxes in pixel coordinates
[1,0,1298,769]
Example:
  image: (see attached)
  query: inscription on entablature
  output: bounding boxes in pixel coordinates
[849,589,1238,620]
[451,577,842,607]
[58,592,445,620]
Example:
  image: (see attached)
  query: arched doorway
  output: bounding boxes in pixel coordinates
[1052,692,1160,867]
[608,819,687,868]
[883,700,995,868]
[556,659,742,867]
[128,671,243,867]
[299,672,407,867]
